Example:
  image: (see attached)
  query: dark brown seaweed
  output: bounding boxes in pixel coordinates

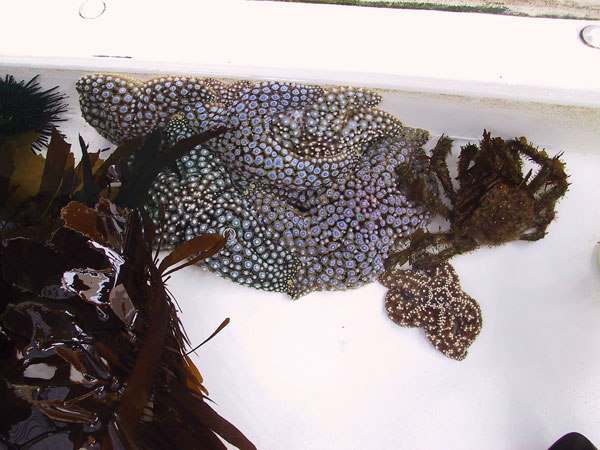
[1,121,254,449]
[1,200,254,449]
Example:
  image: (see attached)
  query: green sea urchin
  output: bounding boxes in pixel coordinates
[0,74,68,152]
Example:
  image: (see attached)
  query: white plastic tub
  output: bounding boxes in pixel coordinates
[2,1,600,448]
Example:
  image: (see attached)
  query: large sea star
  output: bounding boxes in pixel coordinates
[77,74,433,297]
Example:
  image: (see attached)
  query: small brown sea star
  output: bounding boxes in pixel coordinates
[379,262,482,360]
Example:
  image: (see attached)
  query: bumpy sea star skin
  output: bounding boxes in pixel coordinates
[78,74,433,298]
[250,131,433,297]
[220,83,404,206]
[76,74,228,143]
[379,263,482,360]
[151,117,302,295]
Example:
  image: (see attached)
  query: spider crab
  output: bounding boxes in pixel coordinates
[386,130,569,270]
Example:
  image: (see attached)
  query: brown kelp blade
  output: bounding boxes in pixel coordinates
[37,128,71,201]
[114,125,227,209]
[187,318,231,356]
[158,233,227,277]
[165,385,257,450]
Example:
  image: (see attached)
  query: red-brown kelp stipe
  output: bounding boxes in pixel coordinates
[0,199,255,449]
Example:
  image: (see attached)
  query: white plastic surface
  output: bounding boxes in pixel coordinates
[1,1,600,449]
[1,0,600,107]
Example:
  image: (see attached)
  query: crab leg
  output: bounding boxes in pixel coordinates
[430,136,457,205]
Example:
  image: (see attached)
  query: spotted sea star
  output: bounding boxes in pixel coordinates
[77,74,434,298]
[379,262,482,360]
